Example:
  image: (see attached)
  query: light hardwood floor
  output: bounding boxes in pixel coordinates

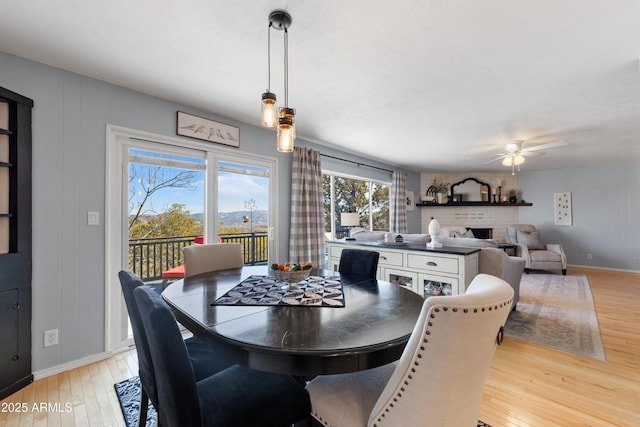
[1,267,638,426]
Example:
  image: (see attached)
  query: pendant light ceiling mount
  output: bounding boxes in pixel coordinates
[269,10,292,31]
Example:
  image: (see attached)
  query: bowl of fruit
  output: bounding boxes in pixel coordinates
[271,262,313,289]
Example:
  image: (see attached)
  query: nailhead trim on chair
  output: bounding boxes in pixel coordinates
[373,298,513,427]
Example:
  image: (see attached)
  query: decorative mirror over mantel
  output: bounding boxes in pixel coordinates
[450,177,491,202]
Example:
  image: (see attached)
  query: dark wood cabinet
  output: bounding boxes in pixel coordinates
[0,86,33,400]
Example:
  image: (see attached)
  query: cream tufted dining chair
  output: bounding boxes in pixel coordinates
[183,243,244,278]
[306,274,514,427]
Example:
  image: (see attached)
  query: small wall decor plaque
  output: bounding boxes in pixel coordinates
[406,191,415,211]
[177,111,239,148]
[554,192,572,225]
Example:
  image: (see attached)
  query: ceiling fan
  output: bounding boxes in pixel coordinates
[488,140,568,174]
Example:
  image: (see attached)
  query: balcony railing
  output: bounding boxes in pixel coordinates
[128,232,269,281]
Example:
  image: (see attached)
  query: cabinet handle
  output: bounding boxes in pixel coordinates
[12,303,20,310]
[426,261,437,266]
[380,256,387,260]
[12,355,19,361]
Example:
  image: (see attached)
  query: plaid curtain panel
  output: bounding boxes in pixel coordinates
[390,170,408,233]
[289,147,325,268]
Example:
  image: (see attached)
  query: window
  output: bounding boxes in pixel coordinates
[323,172,390,240]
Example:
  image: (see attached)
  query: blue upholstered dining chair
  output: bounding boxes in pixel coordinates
[338,249,380,281]
[118,270,235,426]
[133,285,311,427]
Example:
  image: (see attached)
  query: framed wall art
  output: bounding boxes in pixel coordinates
[177,111,240,148]
[554,192,572,225]
[406,191,415,211]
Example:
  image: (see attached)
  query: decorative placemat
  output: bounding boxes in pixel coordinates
[213,275,345,307]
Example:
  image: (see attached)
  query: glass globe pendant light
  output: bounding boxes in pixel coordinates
[260,11,295,152]
[260,19,277,128]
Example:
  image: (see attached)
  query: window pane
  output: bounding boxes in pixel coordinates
[323,173,390,239]
[323,175,332,236]
[371,183,390,231]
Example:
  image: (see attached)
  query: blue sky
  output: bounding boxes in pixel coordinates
[128,156,268,215]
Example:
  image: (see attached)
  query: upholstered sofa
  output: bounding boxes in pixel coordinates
[504,224,567,275]
[348,228,431,244]
[437,226,499,248]
[348,226,499,248]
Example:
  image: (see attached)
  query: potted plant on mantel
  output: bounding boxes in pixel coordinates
[507,188,518,203]
[432,178,450,204]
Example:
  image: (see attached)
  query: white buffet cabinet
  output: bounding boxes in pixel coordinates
[326,241,479,298]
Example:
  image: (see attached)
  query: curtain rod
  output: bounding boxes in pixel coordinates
[320,153,393,174]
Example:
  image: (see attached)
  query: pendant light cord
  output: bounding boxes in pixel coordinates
[267,22,272,91]
[284,27,288,108]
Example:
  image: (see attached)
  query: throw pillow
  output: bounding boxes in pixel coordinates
[516,230,545,250]
[453,229,475,238]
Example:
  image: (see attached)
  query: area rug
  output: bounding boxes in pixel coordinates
[116,375,491,427]
[505,273,606,361]
[114,376,156,427]
[214,275,344,307]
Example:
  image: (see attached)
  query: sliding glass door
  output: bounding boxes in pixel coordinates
[106,126,278,351]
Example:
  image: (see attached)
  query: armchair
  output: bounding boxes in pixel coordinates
[504,224,567,275]
[478,247,525,310]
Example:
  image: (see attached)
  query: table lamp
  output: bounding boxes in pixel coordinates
[341,212,360,240]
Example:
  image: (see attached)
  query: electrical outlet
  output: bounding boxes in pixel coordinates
[44,329,58,347]
[586,253,593,260]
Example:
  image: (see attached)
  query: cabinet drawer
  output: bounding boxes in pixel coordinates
[376,250,403,267]
[329,245,345,258]
[407,253,459,274]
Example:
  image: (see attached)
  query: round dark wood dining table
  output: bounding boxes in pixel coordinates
[162,265,424,377]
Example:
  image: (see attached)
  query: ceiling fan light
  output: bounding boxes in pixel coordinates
[502,154,526,167]
[261,92,277,128]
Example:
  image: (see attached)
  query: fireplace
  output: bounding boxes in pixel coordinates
[467,227,493,239]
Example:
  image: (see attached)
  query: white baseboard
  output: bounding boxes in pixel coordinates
[33,351,113,381]
[568,264,640,274]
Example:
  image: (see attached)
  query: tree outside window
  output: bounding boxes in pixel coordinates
[323,174,390,239]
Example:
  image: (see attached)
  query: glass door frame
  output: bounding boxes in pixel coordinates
[105,125,279,352]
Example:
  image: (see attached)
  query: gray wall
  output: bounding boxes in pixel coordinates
[0,51,419,372]
[518,163,640,271]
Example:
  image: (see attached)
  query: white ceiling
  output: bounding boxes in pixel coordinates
[1,0,639,172]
